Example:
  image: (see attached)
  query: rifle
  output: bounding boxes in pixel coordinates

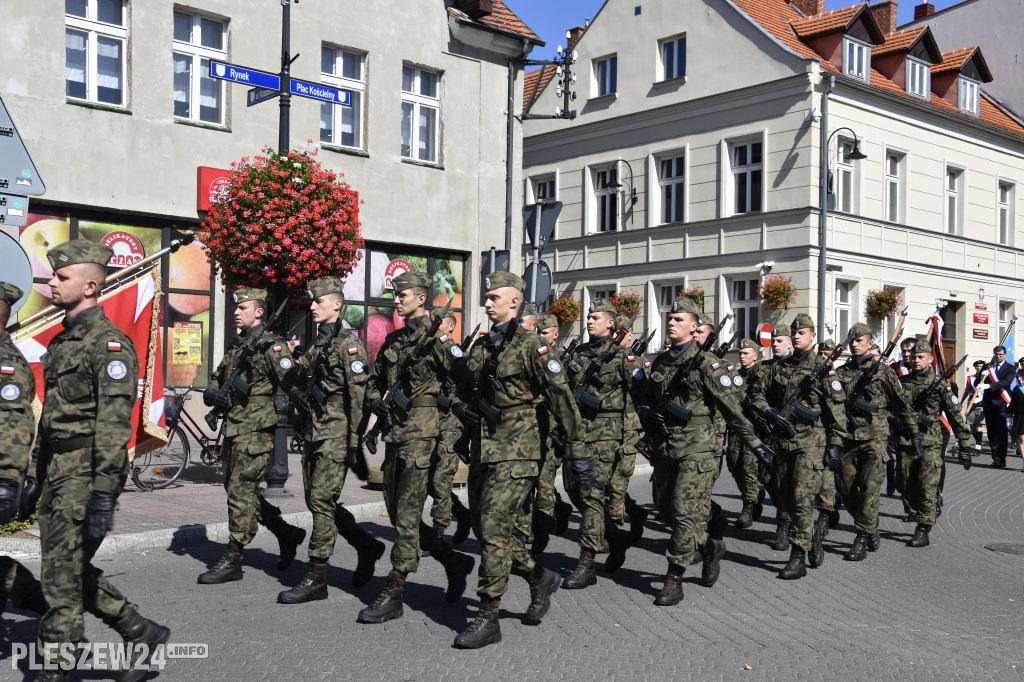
[562,326,585,359]
[361,300,452,453]
[204,296,290,430]
[965,314,1017,413]
[630,328,651,355]
[571,311,639,410]
[844,308,908,430]
[716,331,741,359]
[461,323,481,352]
[636,327,657,356]
[292,317,345,447]
[911,354,968,414]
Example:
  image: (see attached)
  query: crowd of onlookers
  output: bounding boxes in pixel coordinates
[958,348,1024,470]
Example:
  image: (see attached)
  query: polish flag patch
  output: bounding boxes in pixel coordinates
[538,346,549,355]
[107,341,122,352]
[627,355,636,362]
[0,366,13,374]
[644,361,652,368]
[712,362,720,369]
[348,347,358,355]
[440,335,449,342]
[828,370,836,376]
[273,345,283,352]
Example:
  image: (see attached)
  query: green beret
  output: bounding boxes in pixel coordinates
[738,338,760,351]
[772,325,791,339]
[482,270,525,292]
[848,322,873,339]
[233,287,268,304]
[818,338,836,351]
[537,313,559,331]
[698,312,714,328]
[307,277,345,300]
[615,314,635,330]
[392,270,431,293]
[670,296,700,315]
[521,303,538,317]
[47,240,113,270]
[0,282,24,307]
[790,313,815,333]
[589,298,616,315]
[912,340,931,354]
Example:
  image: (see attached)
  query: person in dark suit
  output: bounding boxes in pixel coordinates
[982,345,1014,468]
[1009,359,1024,470]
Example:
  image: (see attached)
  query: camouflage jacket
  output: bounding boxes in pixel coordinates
[38,306,139,495]
[750,349,848,450]
[210,323,297,438]
[0,331,36,481]
[566,335,633,443]
[620,352,649,454]
[459,321,583,464]
[896,368,971,449]
[295,322,368,447]
[367,315,461,443]
[643,341,763,458]
[836,356,917,442]
[728,361,762,430]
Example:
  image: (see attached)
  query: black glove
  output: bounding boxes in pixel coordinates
[765,408,796,438]
[369,398,390,418]
[203,388,230,410]
[288,388,310,416]
[346,447,369,481]
[452,402,481,428]
[569,457,596,493]
[84,491,116,541]
[17,476,40,522]
[751,445,775,476]
[642,409,666,435]
[911,433,925,458]
[958,444,976,470]
[825,444,843,473]
[0,480,18,525]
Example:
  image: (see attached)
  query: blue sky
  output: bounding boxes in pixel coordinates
[510,0,967,58]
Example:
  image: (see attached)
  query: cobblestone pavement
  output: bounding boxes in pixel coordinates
[4,454,1023,681]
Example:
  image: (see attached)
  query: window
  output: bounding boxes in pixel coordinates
[401,65,440,163]
[592,288,613,302]
[65,0,128,106]
[998,181,1014,246]
[320,47,365,149]
[833,140,860,214]
[172,11,226,125]
[532,175,556,202]
[945,166,964,235]
[730,140,763,215]
[658,284,685,348]
[999,301,1015,342]
[730,278,761,342]
[843,37,870,82]
[593,167,618,232]
[659,36,686,81]
[834,280,856,337]
[959,76,980,116]
[594,55,617,97]
[884,151,905,223]
[656,154,685,225]
[906,57,930,99]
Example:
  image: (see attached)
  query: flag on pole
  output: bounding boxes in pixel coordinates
[924,311,946,375]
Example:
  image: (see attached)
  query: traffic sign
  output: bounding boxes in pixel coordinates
[289,78,350,105]
[524,260,552,306]
[0,232,31,315]
[523,201,562,249]
[0,192,29,227]
[0,96,45,197]
[479,248,510,306]
[247,86,280,107]
[209,60,281,90]
[758,323,773,347]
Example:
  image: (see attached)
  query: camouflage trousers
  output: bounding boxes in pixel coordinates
[773,446,825,551]
[651,450,717,568]
[533,443,566,518]
[605,450,637,526]
[223,431,281,547]
[469,459,539,600]
[837,440,886,535]
[726,437,760,505]
[896,444,942,526]
[302,438,350,561]
[382,439,437,576]
[37,464,128,656]
[1,555,45,614]
[429,431,461,529]
[563,442,618,552]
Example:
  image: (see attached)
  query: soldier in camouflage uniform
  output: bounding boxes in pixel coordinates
[835,323,920,562]
[358,271,474,624]
[451,271,588,648]
[562,299,634,584]
[198,288,307,585]
[750,314,849,579]
[431,311,471,545]
[895,340,975,547]
[640,297,771,605]
[520,302,539,331]
[0,282,47,618]
[277,277,384,604]
[762,328,795,550]
[730,339,766,529]
[32,242,168,680]
[815,338,842,532]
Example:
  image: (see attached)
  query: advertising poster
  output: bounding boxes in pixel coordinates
[16,210,70,321]
[172,321,203,365]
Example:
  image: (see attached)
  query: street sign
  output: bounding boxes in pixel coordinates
[0,232,32,315]
[974,312,989,325]
[479,248,510,306]
[0,96,46,196]
[523,260,552,306]
[758,323,773,347]
[523,201,562,248]
[973,329,989,340]
[247,86,280,107]
[289,78,350,105]
[0,192,29,227]
[209,60,281,91]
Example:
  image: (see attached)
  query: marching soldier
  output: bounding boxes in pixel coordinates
[451,271,587,648]
[763,327,795,551]
[730,339,765,529]
[33,243,169,680]
[432,311,472,545]
[277,277,385,604]
[520,302,539,331]
[815,338,843,530]
[198,288,306,585]
[358,271,474,624]
[640,297,771,604]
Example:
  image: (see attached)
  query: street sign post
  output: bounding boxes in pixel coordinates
[523,260,552,306]
[0,192,29,227]
[523,200,561,248]
[758,323,774,347]
[247,87,280,107]
[209,60,281,90]
[0,96,46,197]
[289,78,350,105]
[479,248,511,306]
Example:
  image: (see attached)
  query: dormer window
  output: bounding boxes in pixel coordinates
[906,57,930,99]
[959,76,980,116]
[844,37,871,82]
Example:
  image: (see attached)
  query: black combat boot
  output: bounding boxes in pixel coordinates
[451,496,472,545]
[654,564,685,606]
[357,571,404,623]
[197,541,243,584]
[278,559,328,604]
[36,672,69,682]
[531,511,556,555]
[815,509,831,539]
[752,488,765,522]
[902,511,918,523]
[808,516,826,568]
[885,459,897,496]
[553,498,573,535]
[844,533,868,561]
[112,603,171,682]
[335,504,386,587]
[561,549,597,589]
[778,546,807,580]
[454,598,502,649]
[523,564,560,624]
[264,514,307,571]
[628,503,649,544]
[604,527,631,573]
[769,520,791,551]
[427,531,474,603]
[735,502,754,529]
[866,532,881,552]
[907,524,931,548]
[701,537,726,587]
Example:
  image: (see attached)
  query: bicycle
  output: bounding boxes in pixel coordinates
[131,385,224,491]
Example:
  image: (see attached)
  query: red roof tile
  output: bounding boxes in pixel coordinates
[470,1,541,43]
[873,25,927,56]
[790,5,863,39]
[933,46,978,74]
[523,65,556,112]
[731,0,834,67]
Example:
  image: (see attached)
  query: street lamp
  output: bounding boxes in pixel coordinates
[607,159,639,228]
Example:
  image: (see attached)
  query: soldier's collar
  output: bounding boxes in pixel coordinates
[317,321,337,339]
[588,333,613,347]
[62,305,103,332]
[239,323,264,339]
[791,349,811,363]
[488,319,512,343]
[667,339,693,360]
[404,313,428,331]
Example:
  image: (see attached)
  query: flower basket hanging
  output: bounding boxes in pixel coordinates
[865,287,903,320]
[757,275,797,311]
[609,289,643,318]
[678,285,705,311]
[549,294,582,326]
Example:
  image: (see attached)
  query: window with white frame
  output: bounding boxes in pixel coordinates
[834,280,857,337]
[658,284,685,348]
[998,181,1015,246]
[659,35,686,81]
[906,57,930,99]
[730,277,761,342]
[401,65,440,163]
[999,301,1015,342]
[884,150,905,223]
[594,55,617,97]
[834,140,860,214]
[593,167,619,232]
[730,140,763,215]
[945,166,964,235]
[321,46,365,149]
[959,76,980,116]
[880,285,906,342]
[591,288,613,302]
[843,37,870,82]
[172,11,226,125]
[65,0,128,106]
[532,175,556,202]
[656,154,685,225]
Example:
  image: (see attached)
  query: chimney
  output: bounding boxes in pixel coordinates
[567,26,586,50]
[914,1,935,20]
[789,0,826,16]
[870,1,898,35]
